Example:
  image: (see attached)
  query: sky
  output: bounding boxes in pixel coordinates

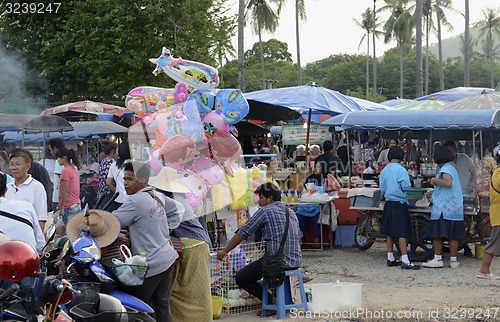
[228,0,500,64]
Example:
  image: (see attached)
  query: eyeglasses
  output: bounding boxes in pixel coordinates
[9,163,27,169]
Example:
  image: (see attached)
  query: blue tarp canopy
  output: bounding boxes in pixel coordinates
[322,110,500,131]
[2,121,127,142]
[415,87,494,102]
[244,83,388,122]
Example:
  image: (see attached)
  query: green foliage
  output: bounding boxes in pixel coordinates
[0,0,229,103]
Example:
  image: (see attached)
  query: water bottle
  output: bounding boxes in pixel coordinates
[135,252,147,279]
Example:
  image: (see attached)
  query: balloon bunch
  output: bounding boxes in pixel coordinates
[125,47,253,213]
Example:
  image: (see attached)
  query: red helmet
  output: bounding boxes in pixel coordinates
[0,240,40,282]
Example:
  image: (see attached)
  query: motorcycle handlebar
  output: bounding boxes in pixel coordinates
[0,283,20,301]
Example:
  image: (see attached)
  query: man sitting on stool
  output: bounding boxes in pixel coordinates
[217,183,302,316]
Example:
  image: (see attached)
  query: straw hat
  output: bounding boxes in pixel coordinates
[149,166,189,193]
[66,210,121,247]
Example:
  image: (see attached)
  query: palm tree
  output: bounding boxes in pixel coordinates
[373,0,378,102]
[294,0,306,86]
[354,8,383,99]
[238,0,245,91]
[246,0,281,89]
[464,0,470,86]
[212,14,237,83]
[276,0,306,86]
[380,0,413,98]
[474,8,500,88]
[416,0,423,97]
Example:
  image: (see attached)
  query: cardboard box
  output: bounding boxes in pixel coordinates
[305,282,363,313]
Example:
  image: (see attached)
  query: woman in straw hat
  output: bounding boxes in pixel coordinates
[112,161,184,322]
[150,167,212,322]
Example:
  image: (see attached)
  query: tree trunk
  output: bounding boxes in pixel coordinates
[464,0,470,86]
[296,0,302,86]
[237,0,245,92]
[436,0,444,91]
[399,42,404,98]
[366,31,370,100]
[258,27,266,89]
[416,0,423,98]
[425,14,430,96]
[218,51,224,83]
[372,0,377,102]
[489,27,494,88]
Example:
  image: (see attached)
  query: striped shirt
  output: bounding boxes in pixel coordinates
[238,201,302,268]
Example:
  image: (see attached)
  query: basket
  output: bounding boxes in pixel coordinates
[101,259,148,287]
[69,303,143,322]
[210,241,265,315]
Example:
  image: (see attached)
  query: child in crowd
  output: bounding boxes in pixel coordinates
[423,146,465,269]
[379,146,420,270]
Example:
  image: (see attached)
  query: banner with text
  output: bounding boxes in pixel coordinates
[282,125,331,145]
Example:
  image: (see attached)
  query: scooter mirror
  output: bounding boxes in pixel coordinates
[60,240,73,260]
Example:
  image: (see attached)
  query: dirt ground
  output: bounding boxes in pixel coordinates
[219,242,500,322]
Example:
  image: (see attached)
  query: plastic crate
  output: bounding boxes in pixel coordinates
[210,241,265,315]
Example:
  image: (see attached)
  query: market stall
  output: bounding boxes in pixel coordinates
[322,109,500,259]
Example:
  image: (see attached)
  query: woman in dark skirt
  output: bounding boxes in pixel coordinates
[379,146,420,270]
[423,146,466,269]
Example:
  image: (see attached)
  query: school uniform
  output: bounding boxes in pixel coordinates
[379,162,412,239]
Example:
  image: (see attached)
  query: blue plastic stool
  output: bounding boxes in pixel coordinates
[261,269,308,319]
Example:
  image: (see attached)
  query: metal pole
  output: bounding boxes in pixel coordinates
[304,109,312,178]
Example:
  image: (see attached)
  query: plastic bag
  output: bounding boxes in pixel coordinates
[111,258,143,286]
[317,201,339,231]
[415,196,431,208]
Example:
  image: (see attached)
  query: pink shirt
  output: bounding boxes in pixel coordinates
[59,165,80,209]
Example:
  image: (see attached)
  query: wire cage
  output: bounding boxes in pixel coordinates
[210,241,266,315]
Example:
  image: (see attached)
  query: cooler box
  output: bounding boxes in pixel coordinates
[348,188,381,207]
[334,188,362,225]
[305,282,363,313]
[334,225,356,248]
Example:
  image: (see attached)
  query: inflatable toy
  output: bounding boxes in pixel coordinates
[159,135,196,166]
[189,155,225,186]
[214,89,249,125]
[190,89,215,116]
[150,47,219,90]
[201,110,230,137]
[210,130,242,165]
[177,169,208,209]
[125,83,189,113]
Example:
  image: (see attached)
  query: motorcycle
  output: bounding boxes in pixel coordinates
[51,204,155,322]
[0,240,129,322]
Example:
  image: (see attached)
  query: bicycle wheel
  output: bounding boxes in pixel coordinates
[406,216,433,262]
[355,214,374,250]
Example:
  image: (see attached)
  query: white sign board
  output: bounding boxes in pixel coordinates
[281,125,331,145]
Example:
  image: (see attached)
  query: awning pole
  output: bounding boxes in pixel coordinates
[304,109,312,178]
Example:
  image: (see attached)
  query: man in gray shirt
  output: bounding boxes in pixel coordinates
[112,161,184,322]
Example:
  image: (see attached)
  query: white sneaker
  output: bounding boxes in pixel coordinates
[449,261,460,268]
[422,258,444,268]
[476,272,500,280]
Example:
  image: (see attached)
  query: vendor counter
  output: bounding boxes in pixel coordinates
[333,188,367,225]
